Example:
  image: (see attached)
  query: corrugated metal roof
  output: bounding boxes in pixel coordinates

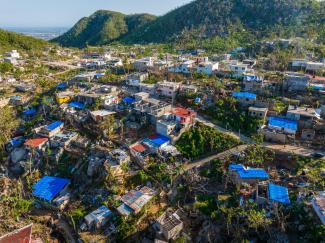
[269,117,298,131]
[32,176,70,201]
[268,183,290,204]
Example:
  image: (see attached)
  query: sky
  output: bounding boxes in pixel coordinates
[0,0,192,28]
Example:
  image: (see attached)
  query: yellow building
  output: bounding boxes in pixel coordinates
[56,91,74,104]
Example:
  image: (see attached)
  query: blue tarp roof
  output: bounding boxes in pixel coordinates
[57,83,68,89]
[238,168,269,179]
[149,135,170,146]
[95,73,105,78]
[123,97,135,104]
[46,121,64,131]
[69,101,85,110]
[10,137,25,147]
[32,176,70,201]
[23,108,37,116]
[229,164,245,170]
[229,163,269,179]
[268,183,290,204]
[232,92,257,100]
[269,117,298,131]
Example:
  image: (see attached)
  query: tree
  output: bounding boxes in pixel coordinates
[0,62,13,74]
[0,106,19,150]
[100,115,116,139]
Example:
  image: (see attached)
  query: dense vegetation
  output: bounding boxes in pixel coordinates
[176,124,241,159]
[0,29,48,53]
[53,10,156,47]
[54,0,325,49]
[204,96,264,135]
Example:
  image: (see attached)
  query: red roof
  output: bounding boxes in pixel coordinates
[0,224,32,243]
[24,138,48,148]
[172,107,196,118]
[131,144,146,153]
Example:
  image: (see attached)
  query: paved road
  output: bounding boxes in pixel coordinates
[184,144,248,171]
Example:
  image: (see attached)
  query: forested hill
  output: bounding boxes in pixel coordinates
[54,0,325,47]
[0,29,49,53]
[52,10,157,47]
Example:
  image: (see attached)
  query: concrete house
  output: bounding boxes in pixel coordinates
[84,206,113,230]
[197,62,219,75]
[155,210,184,240]
[228,164,269,185]
[232,92,257,106]
[156,81,181,98]
[248,107,268,122]
[312,191,325,225]
[283,73,310,92]
[133,57,154,71]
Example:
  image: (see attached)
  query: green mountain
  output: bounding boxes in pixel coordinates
[54,0,325,48]
[53,10,156,47]
[0,29,49,53]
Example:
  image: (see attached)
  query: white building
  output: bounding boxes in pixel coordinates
[305,62,325,72]
[228,61,253,77]
[5,50,20,59]
[168,60,195,74]
[197,62,219,75]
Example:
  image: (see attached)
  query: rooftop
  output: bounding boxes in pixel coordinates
[268,117,298,131]
[24,137,48,148]
[268,183,290,204]
[32,176,70,201]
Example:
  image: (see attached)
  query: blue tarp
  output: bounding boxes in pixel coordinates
[232,92,257,100]
[195,97,201,104]
[268,183,290,204]
[229,164,269,179]
[23,108,37,116]
[123,97,135,104]
[269,117,298,131]
[149,135,169,146]
[229,164,245,170]
[57,83,68,90]
[32,176,70,201]
[95,73,105,78]
[69,101,85,110]
[46,121,64,131]
[10,137,25,147]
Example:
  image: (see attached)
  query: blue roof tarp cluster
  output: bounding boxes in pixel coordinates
[123,97,135,104]
[268,183,290,204]
[232,92,257,100]
[69,101,85,110]
[269,117,298,131]
[32,176,70,201]
[46,121,64,131]
[23,108,37,116]
[229,163,269,179]
[57,83,68,90]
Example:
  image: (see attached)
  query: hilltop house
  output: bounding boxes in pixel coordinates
[283,73,310,92]
[168,60,195,74]
[228,164,269,185]
[156,81,181,98]
[84,206,113,230]
[133,57,154,71]
[197,62,219,75]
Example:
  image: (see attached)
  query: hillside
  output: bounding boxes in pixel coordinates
[53,10,156,47]
[54,0,325,48]
[0,29,49,53]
